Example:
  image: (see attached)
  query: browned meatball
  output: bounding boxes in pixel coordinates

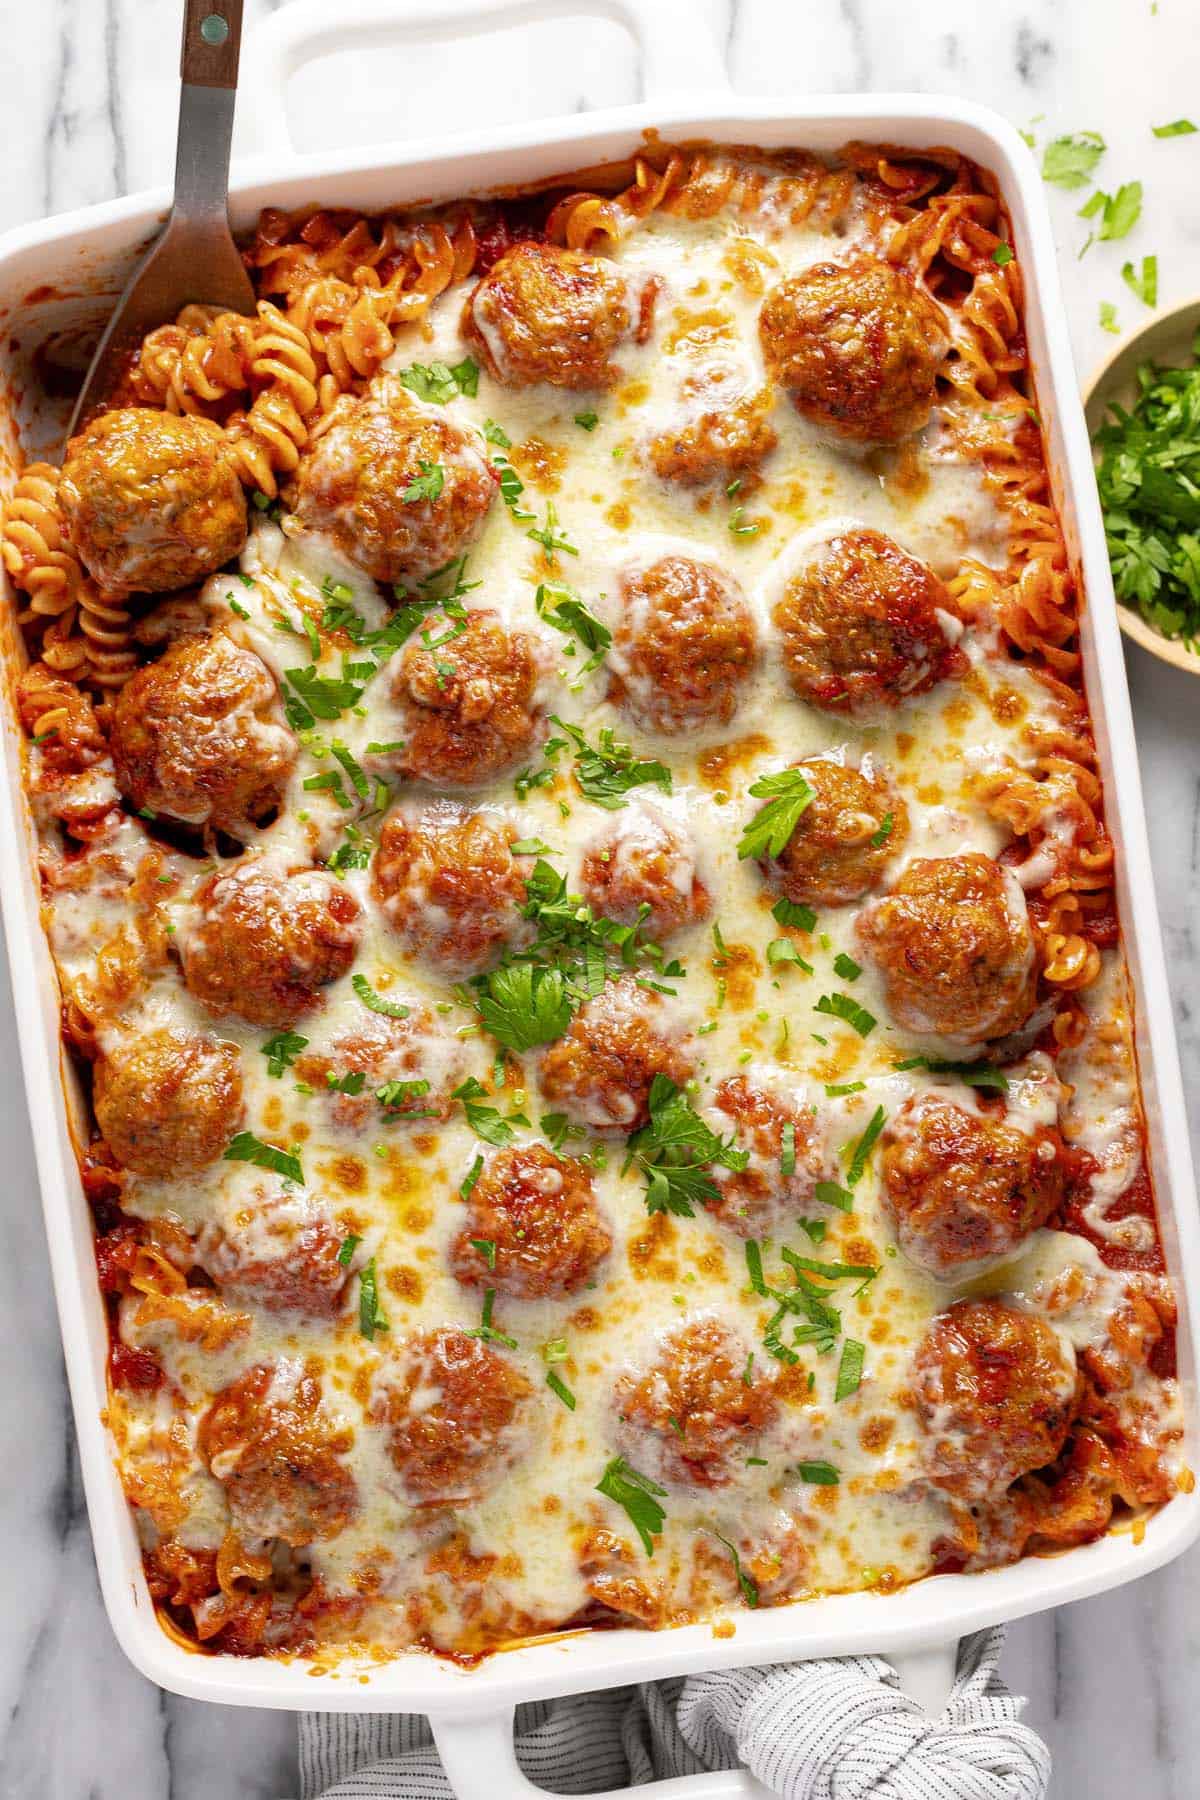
[198,1359,358,1545]
[857,853,1037,1046]
[93,1027,242,1178]
[297,1005,469,1131]
[110,634,295,838]
[538,975,695,1132]
[774,529,963,719]
[197,1183,350,1317]
[462,242,637,389]
[759,256,949,443]
[911,1299,1078,1498]
[388,609,547,787]
[579,804,710,940]
[449,1145,611,1299]
[372,803,533,976]
[290,376,497,586]
[179,857,361,1028]
[647,383,777,488]
[702,1075,829,1239]
[881,1094,1067,1279]
[369,1327,533,1507]
[615,1317,778,1488]
[759,757,906,907]
[60,407,247,593]
[611,555,757,735]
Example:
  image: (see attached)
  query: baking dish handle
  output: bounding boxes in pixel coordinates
[428,1642,959,1799]
[244,0,732,158]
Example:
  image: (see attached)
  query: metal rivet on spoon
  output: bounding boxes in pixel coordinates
[68,0,253,441]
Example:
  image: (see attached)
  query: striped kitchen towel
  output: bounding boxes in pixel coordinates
[297,1625,1050,1798]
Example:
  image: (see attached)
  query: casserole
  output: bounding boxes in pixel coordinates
[0,1,1197,1792]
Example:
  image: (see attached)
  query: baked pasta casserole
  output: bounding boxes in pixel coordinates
[1,139,1187,1662]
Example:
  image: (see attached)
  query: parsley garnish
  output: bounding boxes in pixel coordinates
[402,460,445,504]
[844,1106,887,1186]
[377,1078,435,1117]
[595,1456,667,1556]
[627,1075,748,1218]
[737,768,815,860]
[337,1234,361,1268]
[814,992,876,1037]
[766,938,813,973]
[261,1030,308,1078]
[1121,253,1158,307]
[549,715,671,810]
[526,500,577,560]
[223,1132,303,1185]
[814,1180,854,1211]
[352,974,410,1020]
[1100,300,1121,335]
[396,357,479,403]
[575,410,599,431]
[894,1055,1010,1092]
[358,1257,389,1340]
[869,813,894,849]
[546,1370,577,1409]
[780,1121,796,1178]
[326,1069,366,1095]
[460,1153,484,1201]
[797,1461,840,1486]
[470,1237,497,1270]
[1079,181,1143,252]
[772,897,817,931]
[452,1077,523,1147]
[1153,119,1197,137]
[712,1531,759,1607]
[1042,130,1106,188]
[832,952,861,982]
[535,580,611,676]
[467,1287,517,1349]
[992,243,1014,266]
[478,962,573,1053]
[835,1338,865,1402]
[825,1081,864,1097]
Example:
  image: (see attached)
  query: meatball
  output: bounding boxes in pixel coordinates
[538,975,695,1132]
[647,383,777,488]
[758,255,949,443]
[774,529,963,719]
[179,857,361,1028]
[93,1027,242,1178]
[579,804,710,940]
[372,803,533,976]
[611,554,757,735]
[388,609,547,787]
[758,757,906,907]
[60,407,247,593]
[197,1359,358,1545]
[369,1326,533,1507]
[462,242,637,390]
[614,1317,777,1488]
[881,1094,1067,1279]
[702,1074,829,1239]
[297,1005,469,1131]
[290,377,497,586]
[449,1145,611,1299]
[197,1182,350,1316]
[911,1299,1078,1498]
[857,853,1037,1046]
[110,634,296,838]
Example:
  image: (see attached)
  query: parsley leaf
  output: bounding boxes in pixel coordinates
[352,974,410,1019]
[526,500,578,560]
[1153,119,1197,138]
[466,1287,517,1349]
[1100,300,1121,335]
[460,1153,484,1201]
[358,1257,389,1340]
[477,962,573,1052]
[844,1106,887,1186]
[627,1074,747,1218]
[535,580,611,675]
[797,1460,840,1485]
[223,1131,303,1185]
[869,813,894,849]
[596,1455,668,1556]
[402,460,445,504]
[1042,130,1106,188]
[737,768,815,861]
[452,1077,521,1148]
[835,1338,865,1401]
[546,1370,577,1409]
[772,897,817,931]
[337,1234,361,1268]
[261,1030,309,1078]
[712,1531,759,1607]
[550,715,672,810]
[832,952,861,982]
[814,992,876,1037]
[574,410,599,431]
[1121,254,1158,307]
[397,359,479,403]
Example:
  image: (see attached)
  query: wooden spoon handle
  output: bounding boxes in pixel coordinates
[180,0,244,88]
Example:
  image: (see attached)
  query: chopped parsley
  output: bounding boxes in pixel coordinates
[402,459,445,504]
[351,974,410,1020]
[574,410,599,431]
[358,1257,389,1340]
[377,1078,436,1118]
[223,1131,303,1185]
[894,1055,1010,1092]
[1153,119,1197,138]
[396,356,479,403]
[595,1456,667,1556]
[844,1106,887,1187]
[814,1180,854,1212]
[527,500,578,560]
[261,1030,308,1078]
[1079,181,1143,252]
[1100,300,1121,335]
[712,1531,759,1607]
[549,715,672,810]
[326,1069,366,1095]
[772,897,817,931]
[869,813,894,849]
[460,1153,484,1201]
[835,1338,865,1402]
[825,1081,865,1097]
[1041,130,1106,189]
[991,242,1014,266]
[336,1234,361,1267]
[780,1121,796,1178]
[737,768,815,861]
[546,1370,577,1410]
[534,580,611,676]
[745,1238,842,1360]
[627,1074,747,1218]
[469,1237,497,1271]
[467,1288,517,1350]
[1121,254,1159,308]
[796,1460,840,1486]
[814,992,876,1038]
[477,962,573,1053]
[766,938,813,973]
[452,1077,525,1147]
[832,952,861,982]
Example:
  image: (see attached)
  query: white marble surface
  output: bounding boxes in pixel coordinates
[1,1,1199,1795]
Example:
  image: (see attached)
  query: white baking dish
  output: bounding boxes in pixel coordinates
[1,3,1197,1793]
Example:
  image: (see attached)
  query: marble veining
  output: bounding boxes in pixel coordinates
[1,1,1199,1794]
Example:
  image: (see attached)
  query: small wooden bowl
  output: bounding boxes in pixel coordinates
[1083,297,1200,674]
